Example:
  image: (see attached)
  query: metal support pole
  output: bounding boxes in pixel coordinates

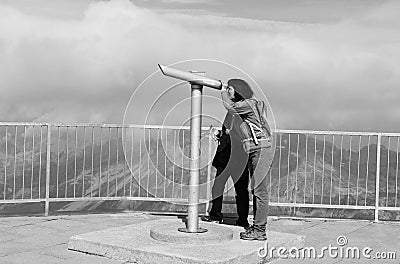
[45,124,51,216]
[205,134,213,214]
[374,134,382,222]
[188,83,202,232]
[158,64,218,233]
[178,83,207,233]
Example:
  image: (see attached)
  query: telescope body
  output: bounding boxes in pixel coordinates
[159,63,222,233]
[158,64,227,90]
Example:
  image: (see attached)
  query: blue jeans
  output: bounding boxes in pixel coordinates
[248,144,274,226]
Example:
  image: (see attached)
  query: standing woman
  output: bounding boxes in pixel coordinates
[220,79,274,241]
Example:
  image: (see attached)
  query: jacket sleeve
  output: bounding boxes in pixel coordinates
[221,91,253,115]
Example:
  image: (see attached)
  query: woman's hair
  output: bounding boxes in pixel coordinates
[227,78,253,101]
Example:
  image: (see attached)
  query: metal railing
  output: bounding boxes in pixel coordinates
[0,122,399,221]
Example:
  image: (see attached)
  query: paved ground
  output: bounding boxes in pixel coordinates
[0,213,399,264]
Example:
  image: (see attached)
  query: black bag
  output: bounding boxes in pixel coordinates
[239,100,272,153]
[212,130,231,169]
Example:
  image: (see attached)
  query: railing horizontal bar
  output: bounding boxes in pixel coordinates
[0,199,378,209]
[0,122,394,136]
[46,197,209,203]
[0,199,46,203]
[379,132,400,137]
[48,123,202,130]
[275,129,381,136]
[269,202,376,210]
[0,122,48,126]
[270,216,373,223]
[377,207,400,211]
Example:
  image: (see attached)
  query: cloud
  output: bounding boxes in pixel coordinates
[160,0,209,3]
[0,0,399,132]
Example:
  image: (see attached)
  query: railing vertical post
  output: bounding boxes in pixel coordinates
[374,133,381,222]
[45,124,52,216]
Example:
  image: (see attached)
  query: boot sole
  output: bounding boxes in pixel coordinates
[240,236,267,241]
[200,217,222,224]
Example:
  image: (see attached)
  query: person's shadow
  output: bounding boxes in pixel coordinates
[178,214,243,228]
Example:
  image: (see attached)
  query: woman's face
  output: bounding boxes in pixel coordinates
[227,86,235,100]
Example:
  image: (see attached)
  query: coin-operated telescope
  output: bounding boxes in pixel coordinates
[158,64,228,90]
[158,64,227,234]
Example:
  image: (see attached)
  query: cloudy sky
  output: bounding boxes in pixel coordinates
[0,0,399,132]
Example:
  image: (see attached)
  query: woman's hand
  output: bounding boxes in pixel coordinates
[221,85,234,93]
[209,126,221,141]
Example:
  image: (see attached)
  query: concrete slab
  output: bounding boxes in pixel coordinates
[269,219,324,235]
[12,224,57,237]
[36,218,86,230]
[17,232,67,247]
[0,240,43,257]
[68,219,305,264]
[34,243,77,260]
[0,230,16,243]
[0,251,63,264]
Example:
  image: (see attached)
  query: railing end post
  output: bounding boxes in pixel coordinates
[44,123,52,216]
[374,133,382,223]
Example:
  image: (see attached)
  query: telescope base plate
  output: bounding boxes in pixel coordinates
[177,227,208,233]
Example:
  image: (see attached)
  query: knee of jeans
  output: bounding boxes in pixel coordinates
[253,189,268,198]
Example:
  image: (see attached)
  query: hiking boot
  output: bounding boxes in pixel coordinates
[200,215,223,224]
[240,225,267,241]
[239,225,252,236]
